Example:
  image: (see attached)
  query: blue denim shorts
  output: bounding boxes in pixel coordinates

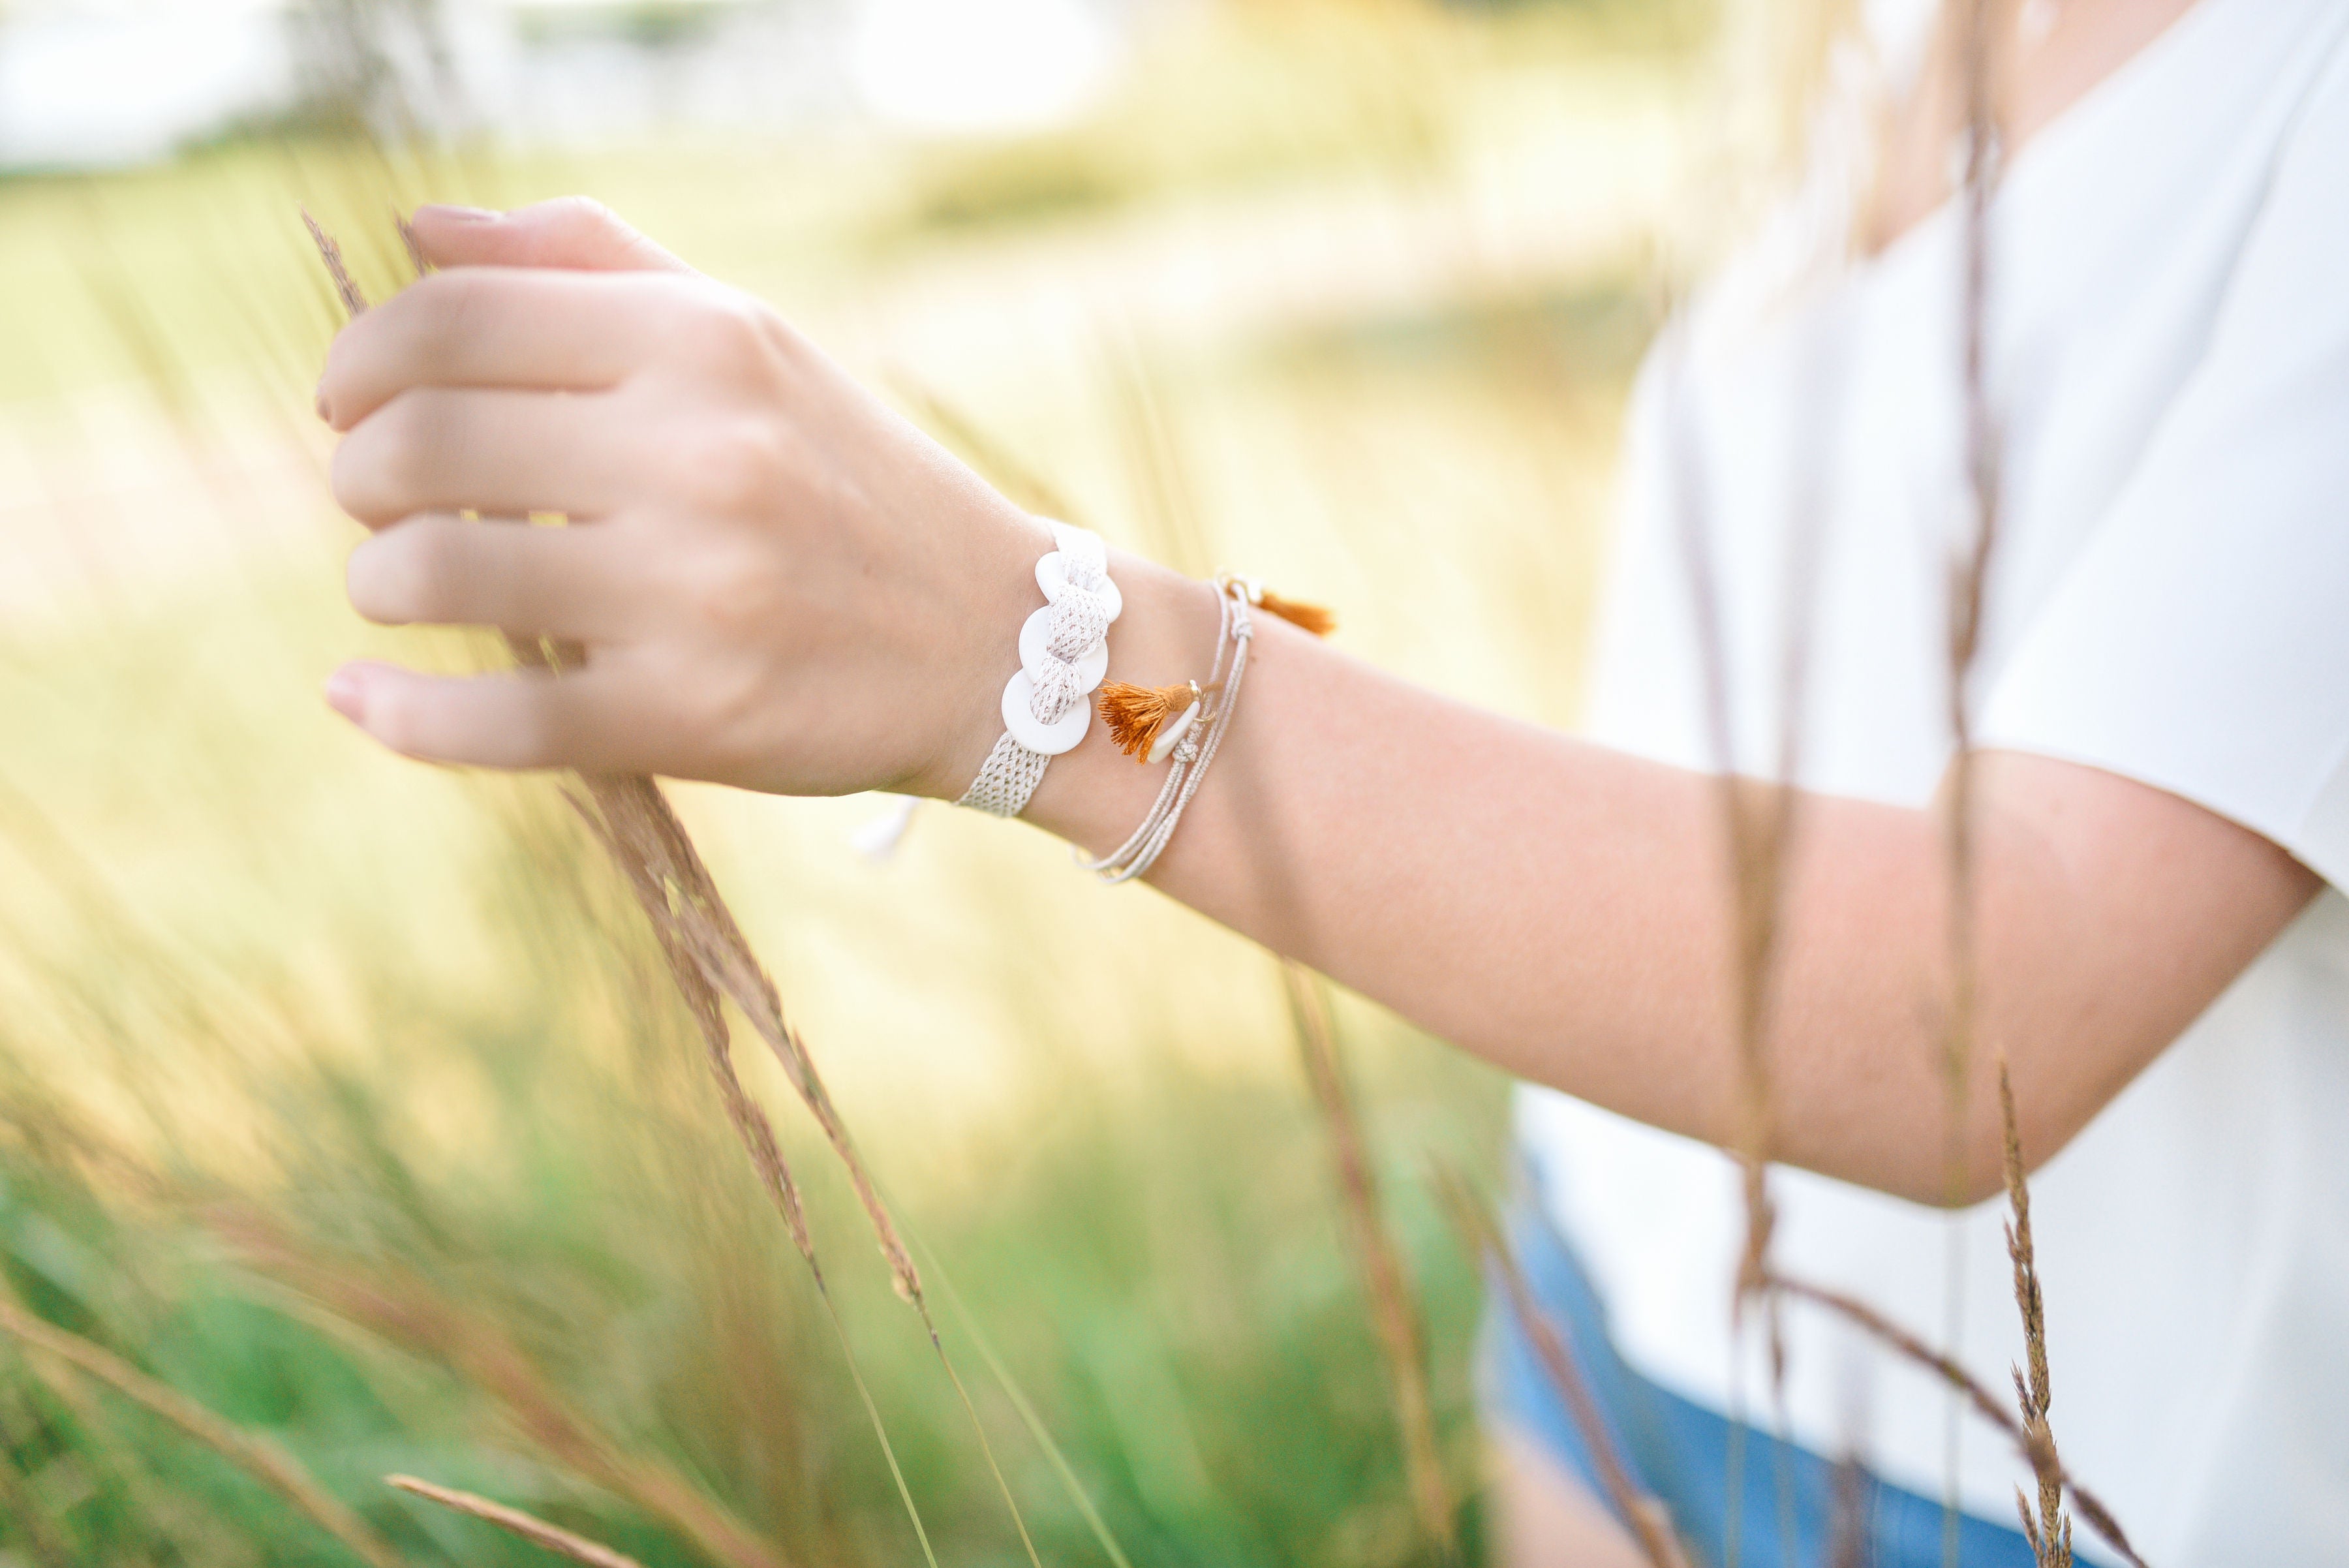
[1481,1190,2039,1568]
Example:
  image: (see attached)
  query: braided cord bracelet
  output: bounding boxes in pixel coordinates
[955,520,1118,820]
[1080,576,1257,884]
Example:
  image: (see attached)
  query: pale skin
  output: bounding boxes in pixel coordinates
[317,0,2296,1559]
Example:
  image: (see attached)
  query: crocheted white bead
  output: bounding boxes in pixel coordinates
[1036,552,1122,621]
[1019,604,1109,690]
[1002,668,1094,754]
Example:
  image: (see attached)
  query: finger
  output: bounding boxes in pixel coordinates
[331,386,638,527]
[319,267,675,429]
[408,197,693,275]
[324,659,643,772]
[347,514,642,641]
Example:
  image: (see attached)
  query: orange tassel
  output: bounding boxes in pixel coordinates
[1256,589,1336,636]
[1097,680,1198,761]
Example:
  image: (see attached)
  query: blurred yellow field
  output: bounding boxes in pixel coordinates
[0,5,1702,1563]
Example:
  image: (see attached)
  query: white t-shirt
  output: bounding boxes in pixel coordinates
[1516,1,2349,1561]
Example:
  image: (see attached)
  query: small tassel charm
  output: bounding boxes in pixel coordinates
[1253,589,1336,637]
[1098,680,1201,761]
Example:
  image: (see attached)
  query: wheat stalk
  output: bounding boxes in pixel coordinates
[1947,16,2076,1568]
[1824,1445,1870,1568]
[1999,1056,2071,1566]
[1658,334,1808,1561]
[1652,6,2148,1560]
[1432,1163,1690,1568]
[1760,1274,2139,1567]
[388,1475,645,1568]
[1282,963,1456,1557]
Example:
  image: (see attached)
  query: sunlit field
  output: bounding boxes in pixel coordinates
[0,5,1700,1562]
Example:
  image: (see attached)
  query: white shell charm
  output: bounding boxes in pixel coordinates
[1146,700,1201,764]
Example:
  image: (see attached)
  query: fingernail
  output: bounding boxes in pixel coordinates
[324,666,367,724]
[414,204,499,223]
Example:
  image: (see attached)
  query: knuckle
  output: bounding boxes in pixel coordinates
[337,390,442,518]
[536,194,625,263]
[408,269,485,363]
[673,542,783,636]
[502,692,562,769]
[686,662,769,760]
[344,539,397,623]
[672,284,785,375]
[350,519,460,623]
[549,192,619,232]
[674,418,788,516]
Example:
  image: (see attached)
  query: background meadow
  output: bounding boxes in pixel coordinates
[0,3,1719,1562]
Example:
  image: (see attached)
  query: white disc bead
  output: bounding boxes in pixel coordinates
[1047,519,1107,572]
[1002,668,1093,754]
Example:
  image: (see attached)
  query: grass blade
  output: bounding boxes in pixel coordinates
[906,1226,1137,1568]
[1283,963,1456,1556]
[388,1475,643,1568]
[1432,1161,1688,1568]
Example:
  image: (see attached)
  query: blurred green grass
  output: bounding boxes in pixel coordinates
[0,3,1686,1563]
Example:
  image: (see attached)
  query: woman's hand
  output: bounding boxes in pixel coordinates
[318,198,1049,799]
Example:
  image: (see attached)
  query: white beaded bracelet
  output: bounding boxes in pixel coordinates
[955,520,1118,819]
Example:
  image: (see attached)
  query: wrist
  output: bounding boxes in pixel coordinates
[918,528,1224,837]
[911,509,1058,801]
[1020,554,1225,852]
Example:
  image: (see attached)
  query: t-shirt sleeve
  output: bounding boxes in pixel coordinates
[1975,45,2349,891]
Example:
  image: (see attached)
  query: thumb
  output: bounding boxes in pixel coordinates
[407,196,692,275]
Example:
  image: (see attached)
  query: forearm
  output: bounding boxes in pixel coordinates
[1027,561,1738,1073]
[1024,556,2306,1204]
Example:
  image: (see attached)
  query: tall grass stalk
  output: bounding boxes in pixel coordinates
[1998,1058,2068,1567]
[1936,3,2004,1545]
[1658,330,1807,1567]
[1947,5,2078,1560]
[387,1474,646,1568]
[901,1225,1139,1568]
[1432,1163,1687,1568]
[1761,1276,2138,1567]
[564,770,939,1568]
[1282,962,1456,1558]
[1651,5,2139,1563]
